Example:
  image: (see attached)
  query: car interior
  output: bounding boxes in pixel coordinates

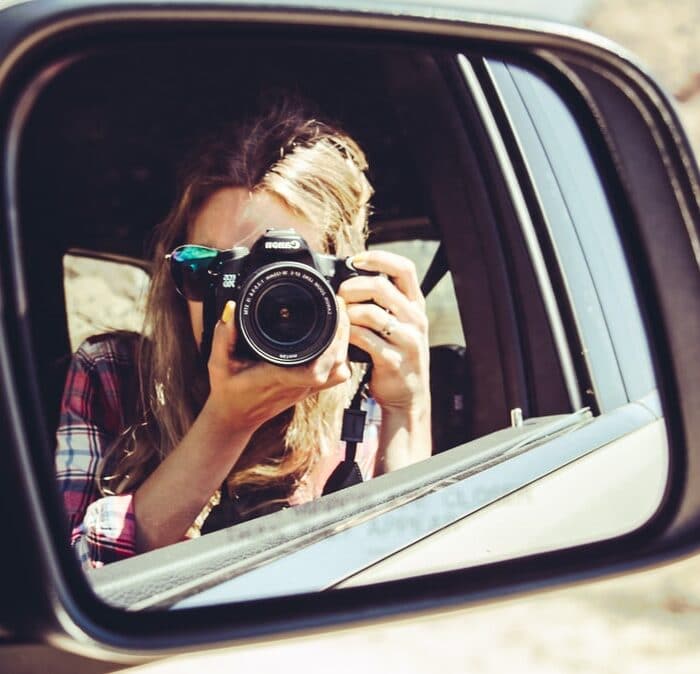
[18,34,575,459]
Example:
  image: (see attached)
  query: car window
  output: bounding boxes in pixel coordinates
[63,253,149,352]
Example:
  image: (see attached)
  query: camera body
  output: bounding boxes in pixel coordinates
[200,229,375,366]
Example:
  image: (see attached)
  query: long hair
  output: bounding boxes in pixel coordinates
[100,103,373,505]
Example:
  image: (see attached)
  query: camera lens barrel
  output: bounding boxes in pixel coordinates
[236,261,338,366]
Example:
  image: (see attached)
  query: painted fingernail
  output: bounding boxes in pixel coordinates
[221,301,235,324]
[351,252,369,267]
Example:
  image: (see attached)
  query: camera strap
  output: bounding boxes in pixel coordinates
[322,363,372,495]
[323,241,448,495]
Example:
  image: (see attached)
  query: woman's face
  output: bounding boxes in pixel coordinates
[187,187,323,348]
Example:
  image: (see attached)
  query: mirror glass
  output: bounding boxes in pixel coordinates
[15,34,668,609]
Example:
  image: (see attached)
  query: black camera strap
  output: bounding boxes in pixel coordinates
[323,241,448,495]
[322,363,372,495]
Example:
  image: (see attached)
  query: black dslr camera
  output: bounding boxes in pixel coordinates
[200,229,375,366]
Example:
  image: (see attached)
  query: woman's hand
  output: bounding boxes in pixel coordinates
[135,299,352,553]
[339,250,430,413]
[204,298,352,437]
[338,250,432,470]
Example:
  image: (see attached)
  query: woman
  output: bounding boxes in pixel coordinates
[56,105,431,569]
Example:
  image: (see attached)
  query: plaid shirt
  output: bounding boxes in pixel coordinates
[56,333,380,570]
[55,333,140,569]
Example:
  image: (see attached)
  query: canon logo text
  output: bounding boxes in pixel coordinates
[265,240,301,250]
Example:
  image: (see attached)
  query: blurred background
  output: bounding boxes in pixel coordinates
[586,0,700,158]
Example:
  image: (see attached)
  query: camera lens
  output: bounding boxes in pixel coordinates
[256,283,316,346]
[237,262,338,366]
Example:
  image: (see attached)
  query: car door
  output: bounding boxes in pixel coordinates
[336,54,669,586]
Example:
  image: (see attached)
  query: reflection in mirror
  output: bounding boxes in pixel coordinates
[16,37,667,609]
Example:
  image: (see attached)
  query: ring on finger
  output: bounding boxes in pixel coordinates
[380,314,399,338]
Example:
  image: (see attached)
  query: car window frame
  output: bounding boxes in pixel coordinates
[482,56,657,411]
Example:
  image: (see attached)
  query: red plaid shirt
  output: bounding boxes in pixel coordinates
[55,334,140,569]
[56,333,380,570]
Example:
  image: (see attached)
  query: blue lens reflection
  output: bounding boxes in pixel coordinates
[172,245,218,266]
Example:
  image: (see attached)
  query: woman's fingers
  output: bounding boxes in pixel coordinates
[328,295,351,361]
[307,297,351,389]
[211,295,351,407]
[209,300,257,379]
[346,302,426,348]
[338,273,417,322]
[206,298,352,433]
[342,250,431,413]
[349,324,402,371]
[351,250,424,305]
[279,356,349,392]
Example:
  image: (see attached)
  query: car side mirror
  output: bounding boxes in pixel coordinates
[0,1,698,663]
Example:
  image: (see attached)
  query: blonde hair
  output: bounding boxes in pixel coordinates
[100,104,373,510]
